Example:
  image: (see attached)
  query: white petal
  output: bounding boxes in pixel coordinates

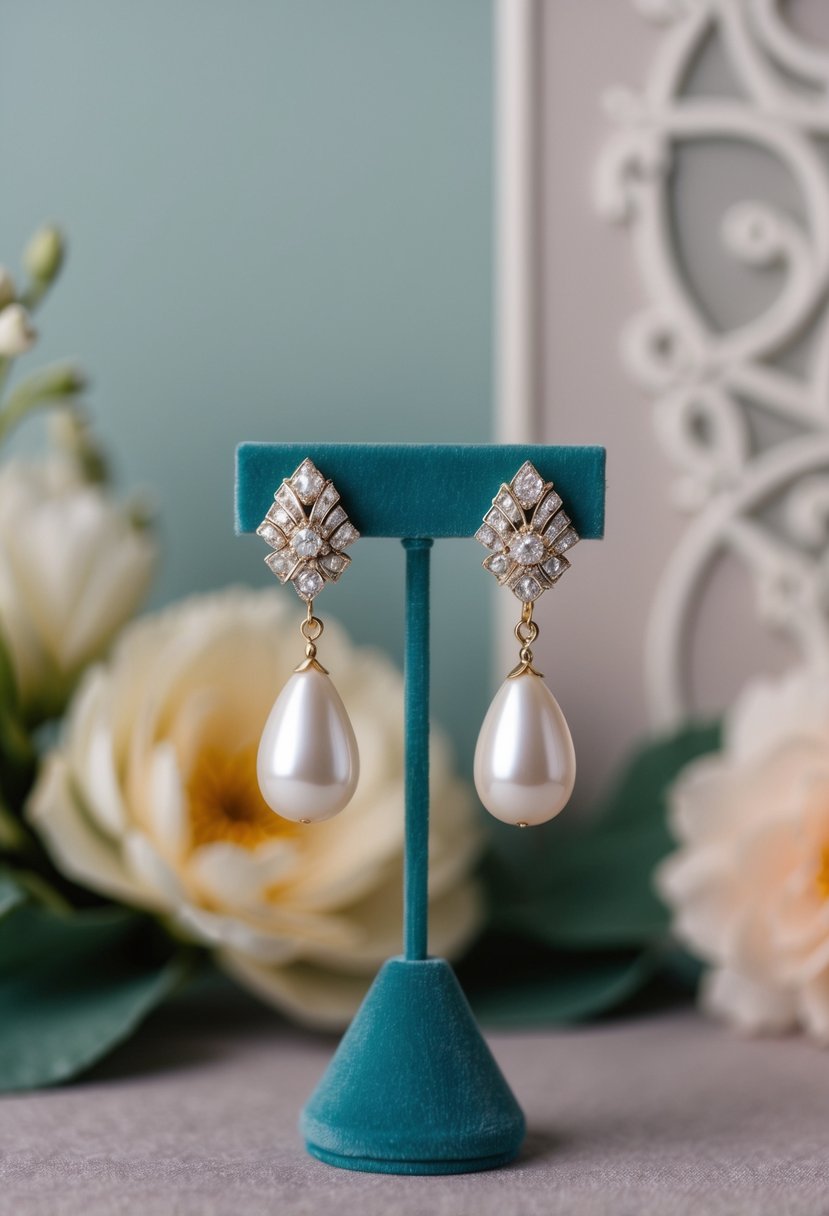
[61,523,155,665]
[63,670,128,834]
[797,974,829,1044]
[278,785,404,911]
[5,493,99,658]
[657,850,738,964]
[702,966,797,1035]
[146,742,190,859]
[0,464,155,713]
[189,840,299,908]
[297,871,484,974]
[294,871,405,971]
[727,667,829,764]
[0,304,36,355]
[175,905,304,964]
[218,950,371,1030]
[122,831,184,905]
[794,935,829,985]
[220,879,483,1031]
[26,755,147,907]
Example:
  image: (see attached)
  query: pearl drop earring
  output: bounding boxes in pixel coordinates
[473,461,579,827]
[255,459,360,824]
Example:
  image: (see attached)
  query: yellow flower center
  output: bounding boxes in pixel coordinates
[816,845,829,900]
[187,744,300,850]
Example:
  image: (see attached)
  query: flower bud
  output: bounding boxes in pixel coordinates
[23,226,65,285]
[50,407,109,485]
[38,364,87,397]
[0,268,16,310]
[0,304,36,356]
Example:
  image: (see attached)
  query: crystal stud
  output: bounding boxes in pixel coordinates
[258,460,359,601]
[476,462,579,602]
[290,458,325,505]
[485,552,510,578]
[511,461,545,509]
[508,533,545,566]
[292,526,323,559]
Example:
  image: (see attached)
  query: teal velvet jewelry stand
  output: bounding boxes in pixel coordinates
[235,442,606,1175]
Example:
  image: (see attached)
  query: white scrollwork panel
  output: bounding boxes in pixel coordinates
[596,0,829,727]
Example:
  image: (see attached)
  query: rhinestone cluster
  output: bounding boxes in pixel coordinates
[475,461,579,603]
[257,459,359,602]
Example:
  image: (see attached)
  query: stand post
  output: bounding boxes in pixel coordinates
[402,538,432,962]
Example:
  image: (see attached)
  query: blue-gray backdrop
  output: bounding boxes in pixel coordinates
[1,0,492,762]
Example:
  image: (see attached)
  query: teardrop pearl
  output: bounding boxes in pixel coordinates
[474,671,576,826]
[257,667,359,823]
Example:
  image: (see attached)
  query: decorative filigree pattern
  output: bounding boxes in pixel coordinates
[257,459,359,602]
[596,0,829,725]
[476,461,579,602]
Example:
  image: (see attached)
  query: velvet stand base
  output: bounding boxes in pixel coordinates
[300,957,526,1175]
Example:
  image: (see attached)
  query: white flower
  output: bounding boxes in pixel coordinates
[27,588,484,1028]
[0,268,16,310]
[0,304,36,356]
[0,457,156,720]
[657,665,829,1044]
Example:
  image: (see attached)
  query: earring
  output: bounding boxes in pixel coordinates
[255,458,360,824]
[474,461,579,827]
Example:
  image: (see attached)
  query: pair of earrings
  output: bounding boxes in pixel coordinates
[255,458,577,828]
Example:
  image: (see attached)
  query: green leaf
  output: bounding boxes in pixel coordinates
[490,722,721,951]
[0,628,17,709]
[469,946,661,1027]
[0,800,28,851]
[497,827,673,948]
[0,896,191,1091]
[0,866,71,913]
[0,627,36,819]
[593,721,721,831]
[0,363,86,447]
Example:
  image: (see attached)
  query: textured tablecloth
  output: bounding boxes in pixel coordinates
[1,992,828,1216]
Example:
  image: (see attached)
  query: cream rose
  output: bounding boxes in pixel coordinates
[657,665,829,1044]
[27,588,484,1028]
[0,456,156,721]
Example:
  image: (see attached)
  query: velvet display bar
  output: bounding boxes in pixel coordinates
[235,441,606,1176]
[235,442,606,539]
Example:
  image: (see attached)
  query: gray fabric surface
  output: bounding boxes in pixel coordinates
[1,995,828,1216]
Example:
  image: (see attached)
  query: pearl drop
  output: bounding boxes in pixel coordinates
[257,668,359,823]
[474,671,576,826]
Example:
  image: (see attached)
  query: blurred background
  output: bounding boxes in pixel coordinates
[6,2,825,806]
[3,0,829,1097]
[0,0,493,765]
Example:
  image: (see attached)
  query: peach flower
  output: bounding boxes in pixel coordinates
[658,666,829,1043]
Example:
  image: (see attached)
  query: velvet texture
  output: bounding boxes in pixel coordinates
[402,539,431,962]
[235,442,606,1174]
[235,443,606,539]
[300,958,526,1174]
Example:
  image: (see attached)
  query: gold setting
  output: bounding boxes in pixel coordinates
[295,602,328,675]
[475,460,580,605]
[257,458,359,603]
[508,602,544,680]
